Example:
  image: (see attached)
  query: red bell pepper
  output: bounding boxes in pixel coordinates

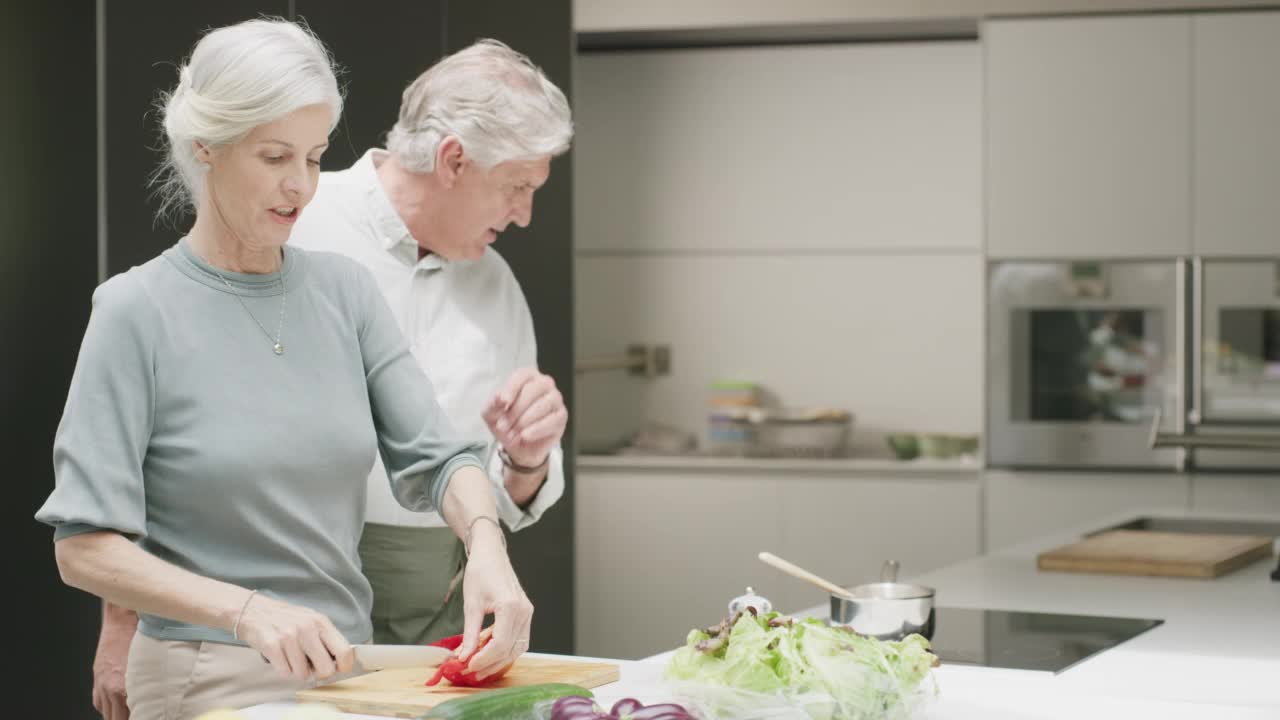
[427,633,465,651]
[425,627,516,688]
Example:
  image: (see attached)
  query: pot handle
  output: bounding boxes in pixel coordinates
[880,560,900,583]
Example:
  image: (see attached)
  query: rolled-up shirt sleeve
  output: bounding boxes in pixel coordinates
[35,276,154,542]
[355,265,486,513]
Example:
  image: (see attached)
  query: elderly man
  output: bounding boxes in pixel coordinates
[91,38,571,719]
[293,37,572,645]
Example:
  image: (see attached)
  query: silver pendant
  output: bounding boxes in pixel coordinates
[273,342,284,355]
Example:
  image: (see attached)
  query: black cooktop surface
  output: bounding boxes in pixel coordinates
[926,607,1163,673]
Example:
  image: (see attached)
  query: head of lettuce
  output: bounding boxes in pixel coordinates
[664,610,939,720]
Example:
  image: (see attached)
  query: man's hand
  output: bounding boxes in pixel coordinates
[483,367,566,469]
[93,603,137,720]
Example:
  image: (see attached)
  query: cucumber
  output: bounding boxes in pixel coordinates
[417,682,594,720]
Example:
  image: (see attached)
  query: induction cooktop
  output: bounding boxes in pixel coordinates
[925,607,1163,673]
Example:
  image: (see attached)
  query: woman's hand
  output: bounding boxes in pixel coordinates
[455,523,534,680]
[234,591,355,681]
[92,603,136,720]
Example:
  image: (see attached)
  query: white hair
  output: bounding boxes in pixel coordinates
[386,39,573,173]
[152,18,343,223]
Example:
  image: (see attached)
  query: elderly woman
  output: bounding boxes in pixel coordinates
[35,18,532,719]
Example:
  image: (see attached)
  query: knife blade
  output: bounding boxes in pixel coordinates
[354,643,453,670]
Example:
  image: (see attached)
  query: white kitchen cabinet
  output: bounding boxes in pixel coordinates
[983,470,1192,552]
[985,16,1192,259]
[773,474,981,614]
[1193,11,1280,257]
[574,465,982,660]
[575,469,784,660]
[1190,473,1280,515]
[575,41,981,253]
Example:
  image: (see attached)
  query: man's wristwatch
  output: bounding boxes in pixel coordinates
[498,447,549,474]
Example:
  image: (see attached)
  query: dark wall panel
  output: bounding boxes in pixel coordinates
[4,2,101,717]
[104,1,287,277]
[446,0,577,655]
[8,7,575,716]
[294,0,446,169]
[305,0,578,654]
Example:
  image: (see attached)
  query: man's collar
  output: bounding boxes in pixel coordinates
[361,149,448,270]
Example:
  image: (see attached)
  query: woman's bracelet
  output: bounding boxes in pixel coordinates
[464,515,506,558]
[232,589,259,641]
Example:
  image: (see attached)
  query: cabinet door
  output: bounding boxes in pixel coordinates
[776,474,982,616]
[1193,12,1280,257]
[574,468,983,659]
[576,41,981,254]
[984,470,1191,551]
[575,471,783,660]
[1191,473,1280,515]
[985,16,1191,259]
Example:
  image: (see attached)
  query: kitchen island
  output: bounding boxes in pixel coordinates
[791,506,1280,718]
[243,508,1279,719]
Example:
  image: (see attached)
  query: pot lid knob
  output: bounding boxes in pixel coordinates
[729,586,772,615]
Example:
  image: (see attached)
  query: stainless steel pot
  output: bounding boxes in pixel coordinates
[829,561,936,640]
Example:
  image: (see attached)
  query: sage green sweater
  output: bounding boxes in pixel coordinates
[35,238,485,644]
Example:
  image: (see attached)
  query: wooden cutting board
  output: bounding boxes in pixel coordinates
[1037,530,1274,579]
[294,656,620,717]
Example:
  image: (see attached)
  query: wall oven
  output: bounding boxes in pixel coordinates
[989,258,1280,470]
[988,260,1184,469]
[1191,258,1280,470]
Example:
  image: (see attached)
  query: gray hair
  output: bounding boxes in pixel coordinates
[386,39,573,173]
[152,18,343,223]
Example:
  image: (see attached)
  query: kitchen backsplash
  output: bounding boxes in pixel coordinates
[573,41,984,456]
[574,253,984,455]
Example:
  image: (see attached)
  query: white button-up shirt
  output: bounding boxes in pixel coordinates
[290,149,564,530]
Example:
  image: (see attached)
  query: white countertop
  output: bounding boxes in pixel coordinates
[793,507,1280,711]
[244,507,1279,719]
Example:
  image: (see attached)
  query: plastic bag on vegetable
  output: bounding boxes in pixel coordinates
[662,611,939,720]
[664,674,938,720]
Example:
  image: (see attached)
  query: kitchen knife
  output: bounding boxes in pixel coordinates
[355,643,453,670]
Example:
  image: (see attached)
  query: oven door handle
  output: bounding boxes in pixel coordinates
[1172,258,1190,470]
[1188,256,1204,427]
[1150,409,1280,451]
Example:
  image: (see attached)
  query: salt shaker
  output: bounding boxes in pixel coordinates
[728,586,773,615]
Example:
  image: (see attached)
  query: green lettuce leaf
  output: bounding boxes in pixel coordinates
[663,612,937,719]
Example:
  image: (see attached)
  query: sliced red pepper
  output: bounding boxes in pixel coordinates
[426,633,465,651]
[424,629,515,688]
[425,658,512,688]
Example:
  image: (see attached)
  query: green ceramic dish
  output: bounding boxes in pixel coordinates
[886,433,921,460]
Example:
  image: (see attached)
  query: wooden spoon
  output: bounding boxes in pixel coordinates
[757,551,849,596]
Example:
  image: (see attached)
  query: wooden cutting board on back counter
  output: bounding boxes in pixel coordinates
[1037,530,1275,579]
[295,656,619,718]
